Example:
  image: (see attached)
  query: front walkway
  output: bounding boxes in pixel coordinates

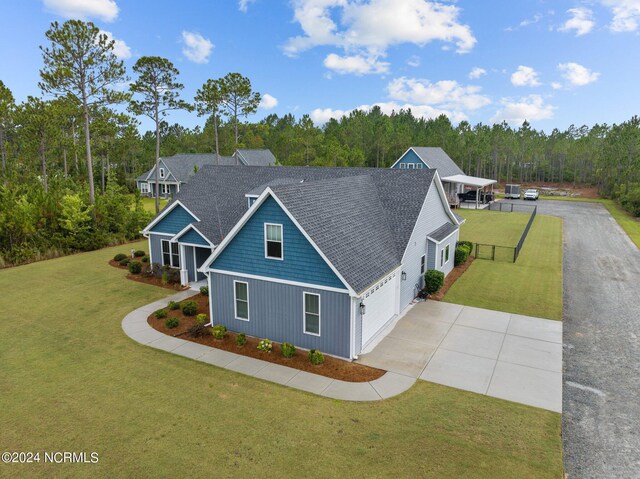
[122,291,415,402]
[357,301,562,412]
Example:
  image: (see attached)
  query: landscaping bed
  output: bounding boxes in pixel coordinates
[147,293,385,383]
[108,249,187,290]
[429,255,475,301]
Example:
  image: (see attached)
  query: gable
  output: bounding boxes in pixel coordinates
[211,196,346,289]
[150,204,197,235]
[392,149,427,169]
[176,227,210,246]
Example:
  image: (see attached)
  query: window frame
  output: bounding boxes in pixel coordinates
[140,183,149,193]
[303,292,321,336]
[408,163,415,169]
[264,223,284,260]
[161,239,171,266]
[421,254,426,274]
[399,163,407,169]
[161,239,180,268]
[159,167,165,179]
[441,244,450,267]
[171,241,180,268]
[416,163,423,169]
[160,183,170,195]
[233,280,250,321]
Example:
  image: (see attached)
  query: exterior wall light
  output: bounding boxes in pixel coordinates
[401,271,407,281]
[359,302,366,315]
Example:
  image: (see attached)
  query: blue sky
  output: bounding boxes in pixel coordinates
[1,0,639,132]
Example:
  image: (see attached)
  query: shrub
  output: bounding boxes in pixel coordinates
[454,245,470,267]
[308,349,325,365]
[200,286,209,296]
[188,323,206,338]
[281,342,296,358]
[119,257,130,267]
[134,250,145,257]
[457,240,473,254]
[257,338,273,353]
[141,255,150,263]
[181,300,197,316]
[235,333,247,346]
[211,324,227,339]
[155,309,168,319]
[195,313,208,325]
[168,300,180,311]
[161,265,180,284]
[128,261,142,274]
[165,317,179,329]
[113,253,127,262]
[424,269,445,295]
[143,262,162,278]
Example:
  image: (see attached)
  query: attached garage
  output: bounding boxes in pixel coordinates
[360,271,399,348]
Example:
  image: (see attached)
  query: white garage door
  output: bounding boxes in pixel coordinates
[361,272,397,347]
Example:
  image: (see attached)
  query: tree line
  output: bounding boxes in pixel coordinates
[1,19,639,266]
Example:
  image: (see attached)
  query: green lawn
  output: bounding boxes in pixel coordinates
[140,196,167,214]
[445,214,563,320]
[540,196,640,248]
[458,209,531,247]
[0,243,562,478]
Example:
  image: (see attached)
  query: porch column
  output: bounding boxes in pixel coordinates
[179,244,189,286]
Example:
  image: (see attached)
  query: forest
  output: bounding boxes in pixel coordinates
[1,19,639,267]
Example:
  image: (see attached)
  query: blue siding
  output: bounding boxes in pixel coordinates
[178,227,210,246]
[392,149,426,169]
[150,204,196,235]
[211,196,346,289]
[149,233,165,265]
[211,272,351,358]
[184,245,196,282]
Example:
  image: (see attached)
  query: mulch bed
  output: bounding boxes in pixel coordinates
[429,256,475,301]
[147,293,385,383]
[108,260,187,291]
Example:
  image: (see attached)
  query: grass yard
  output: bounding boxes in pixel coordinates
[445,213,563,320]
[540,196,640,249]
[0,242,562,478]
[458,209,531,247]
[140,196,167,214]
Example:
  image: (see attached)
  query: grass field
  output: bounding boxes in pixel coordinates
[458,210,531,247]
[0,242,562,478]
[445,213,563,320]
[139,196,167,214]
[540,196,640,248]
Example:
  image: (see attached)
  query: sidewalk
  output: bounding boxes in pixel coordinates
[121,291,416,402]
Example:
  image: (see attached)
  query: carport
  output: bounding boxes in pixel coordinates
[442,174,497,209]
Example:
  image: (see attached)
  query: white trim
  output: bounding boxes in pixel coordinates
[159,167,165,179]
[233,280,250,321]
[149,232,175,237]
[208,273,214,326]
[440,243,451,267]
[432,172,463,226]
[303,292,321,337]
[210,269,350,294]
[427,228,458,245]
[355,265,402,297]
[193,246,197,283]
[141,200,201,234]
[420,254,426,274]
[200,188,356,296]
[350,297,356,359]
[264,222,284,260]
[389,147,429,169]
[170,223,215,248]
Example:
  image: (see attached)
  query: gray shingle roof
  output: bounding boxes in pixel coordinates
[235,149,277,166]
[427,222,458,242]
[411,147,464,177]
[158,166,441,293]
[139,154,236,183]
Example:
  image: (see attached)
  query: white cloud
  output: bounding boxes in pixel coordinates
[323,53,390,75]
[43,0,119,22]
[520,13,543,27]
[551,82,562,90]
[100,30,131,59]
[387,77,491,111]
[558,62,600,86]
[601,0,640,32]
[559,8,595,36]
[490,95,555,125]
[259,93,278,109]
[407,55,421,67]
[238,0,255,12]
[468,67,487,79]
[510,65,541,87]
[284,0,476,75]
[181,31,214,64]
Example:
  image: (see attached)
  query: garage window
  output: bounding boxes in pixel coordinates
[234,281,249,321]
[303,293,320,336]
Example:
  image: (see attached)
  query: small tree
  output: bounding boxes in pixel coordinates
[219,73,260,149]
[194,78,224,161]
[129,56,191,213]
[39,20,129,204]
[0,80,15,178]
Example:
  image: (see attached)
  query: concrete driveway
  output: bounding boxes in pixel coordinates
[357,301,562,412]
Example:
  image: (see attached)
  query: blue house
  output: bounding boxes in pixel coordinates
[141,166,462,359]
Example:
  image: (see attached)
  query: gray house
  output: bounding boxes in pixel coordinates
[137,150,277,198]
[141,166,462,359]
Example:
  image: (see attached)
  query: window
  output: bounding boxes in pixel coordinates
[234,281,249,320]
[408,163,415,169]
[247,196,257,208]
[399,163,407,169]
[161,240,180,268]
[304,293,320,335]
[421,255,426,274]
[416,163,423,169]
[440,244,450,267]
[140,183,149,193]
[159,167,165,179]
[265,223,283,259]
[161,184,170,195]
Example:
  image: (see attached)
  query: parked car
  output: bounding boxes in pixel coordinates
[524,188,539,200]
[457,190,494,203]
[505,184,521,199]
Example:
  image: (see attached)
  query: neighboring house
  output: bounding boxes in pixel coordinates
[391,147,496,207]
[141,166,462,360]
[137,149,277,198]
